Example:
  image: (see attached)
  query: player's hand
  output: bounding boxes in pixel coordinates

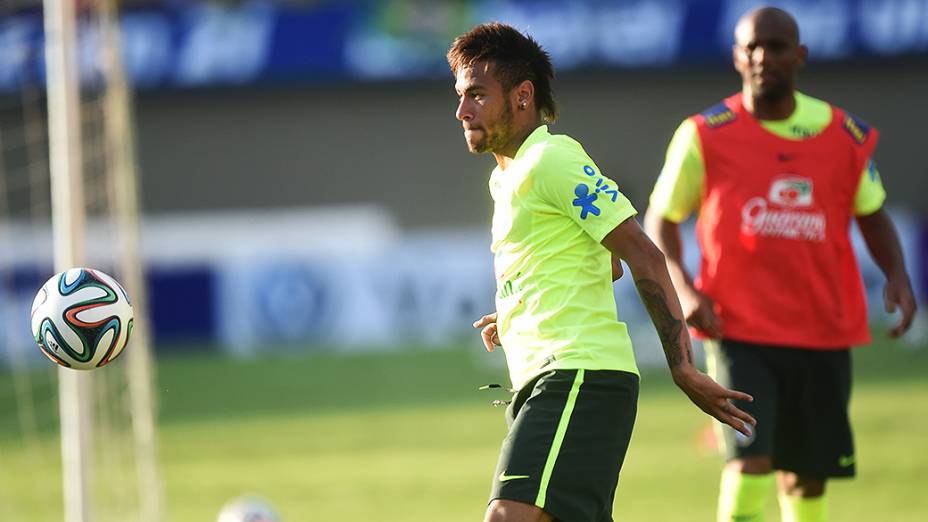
[679,287,723,339]
[611,256,624,282]
[473,312,501,352]
[884,275,917,337]
[671,366,755,437]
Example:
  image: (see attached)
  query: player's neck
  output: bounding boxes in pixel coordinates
[494,121,543,171]
[742,89,796,121]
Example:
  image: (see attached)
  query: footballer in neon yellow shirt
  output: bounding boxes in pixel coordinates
[489,125,639,389]
[450,22,756,522]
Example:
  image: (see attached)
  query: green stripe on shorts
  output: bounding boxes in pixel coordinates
[535,369,585,508]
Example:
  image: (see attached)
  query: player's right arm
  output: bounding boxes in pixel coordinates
[644,119,722,338]
[473,312,500,352]
[602,217,755,436]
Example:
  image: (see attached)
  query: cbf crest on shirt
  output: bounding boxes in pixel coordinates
[487,125,639,390]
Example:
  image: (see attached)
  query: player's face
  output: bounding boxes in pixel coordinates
[734,16,806,100]
[454,63,515,154]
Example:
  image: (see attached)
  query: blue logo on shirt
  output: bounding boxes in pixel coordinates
[574,165,619,219]
[573,184,600,219]
[593,178,619,202]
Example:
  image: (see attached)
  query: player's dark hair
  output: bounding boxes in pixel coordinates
[447,22,558,122]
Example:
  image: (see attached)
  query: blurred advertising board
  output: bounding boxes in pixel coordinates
[0,206,924,363]
[1,0,927,91]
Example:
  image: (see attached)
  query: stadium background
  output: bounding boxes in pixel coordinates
[0,0,926,520]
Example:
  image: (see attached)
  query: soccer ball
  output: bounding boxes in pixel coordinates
[217,496,281,522]
[31,267,133,370]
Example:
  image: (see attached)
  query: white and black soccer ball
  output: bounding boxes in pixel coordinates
[217,496,281,522]
[31,267,134,370]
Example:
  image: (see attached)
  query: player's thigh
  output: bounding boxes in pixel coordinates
[485,499,553,522]
[773,349,854,479]
[776,471,826,497]
[489,369,638,522]
[545,370,638,521]
[490,370,578,513]
[707,339,779,460]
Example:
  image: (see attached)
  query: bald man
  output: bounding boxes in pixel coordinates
[645,6,916,522]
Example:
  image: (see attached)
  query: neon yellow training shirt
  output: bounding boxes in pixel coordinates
[650,92,886,223]
[489,125,639,390]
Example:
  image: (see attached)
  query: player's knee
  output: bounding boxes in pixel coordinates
[778,472,826,498]
[484,499,552,522]
[727,456,772,475]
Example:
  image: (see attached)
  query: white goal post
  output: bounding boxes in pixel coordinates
[43,0,161,520]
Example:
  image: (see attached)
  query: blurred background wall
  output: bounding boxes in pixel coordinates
[135,63,928,226]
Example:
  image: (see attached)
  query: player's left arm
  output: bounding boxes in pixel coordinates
[854,160,917,337]
[856,207,917,337]
[602,217,755,436]
[529,146,752,432]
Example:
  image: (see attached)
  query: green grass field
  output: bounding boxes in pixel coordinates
[1,336,926,521]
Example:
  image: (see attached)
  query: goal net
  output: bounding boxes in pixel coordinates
[0,1,160,520]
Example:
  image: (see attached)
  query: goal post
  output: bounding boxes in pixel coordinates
[40,0,162,520]
[44,0,93,520]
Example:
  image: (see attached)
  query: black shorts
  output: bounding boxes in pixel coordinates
[706,339,855,479]
[489,369,639,522]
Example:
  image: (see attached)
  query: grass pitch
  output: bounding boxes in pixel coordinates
[1,336,926,521]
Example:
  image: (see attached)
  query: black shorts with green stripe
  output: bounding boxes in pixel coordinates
[489,369,639,522]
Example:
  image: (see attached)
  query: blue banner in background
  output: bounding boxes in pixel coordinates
[0,0,926,91]
[0,208,924,361]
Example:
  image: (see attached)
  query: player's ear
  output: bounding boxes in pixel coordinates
[797,44,808,69]
[731,44,746,73]
[514,79,534,111]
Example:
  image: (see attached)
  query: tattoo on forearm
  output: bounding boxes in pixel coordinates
[635,278,688,367]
